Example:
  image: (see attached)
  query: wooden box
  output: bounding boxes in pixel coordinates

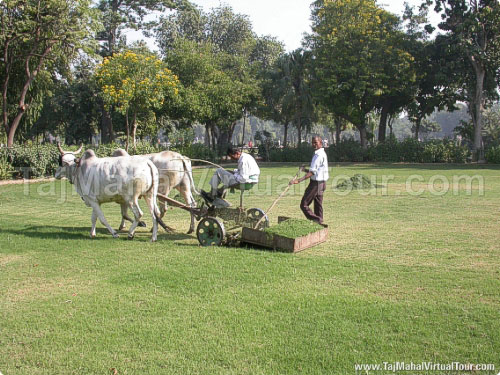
[240,217,328,253]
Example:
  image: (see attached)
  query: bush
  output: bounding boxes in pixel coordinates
[266,138,471,164]
[268,145,314,163]
[173,143,218,164]
[327,139,366,162]
[486,146,500,164]
[421,140,470,163]
[0,152,14,180]
[4,144,60,178]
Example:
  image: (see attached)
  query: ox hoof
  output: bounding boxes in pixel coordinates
[138,221,147,228]
[187,229,194,235]
[112,233,120,238]
[127,235,134,240]
[90,234,96,239]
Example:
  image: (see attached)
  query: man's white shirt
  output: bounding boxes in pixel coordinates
[235,152,260,183]
[309,148,329,181]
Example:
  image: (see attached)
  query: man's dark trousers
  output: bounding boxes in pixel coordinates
[300,180,326,224]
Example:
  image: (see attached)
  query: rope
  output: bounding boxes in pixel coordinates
[160,158,225,171]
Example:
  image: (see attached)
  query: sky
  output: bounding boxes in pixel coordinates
[131,0,440,52]
[127,0,441,52]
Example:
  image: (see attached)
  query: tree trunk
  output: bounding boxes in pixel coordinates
[378,103,389,143]
[100,102,113,144]
[205,124,211,148]
[211,124,218,151]
[4,42,54,147]
[125,109,130,152]
[388,114,394,139]
[283,122,288,147]
[6,108,26,147]
[240,112,246,145]
[335,117,342,144]
[297,120,302,148]
[131,111,137,150]
[414,118,421,141]
[471,61,485,162]
[358,125,368,149]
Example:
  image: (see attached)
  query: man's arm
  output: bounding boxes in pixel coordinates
[290,170,313,185]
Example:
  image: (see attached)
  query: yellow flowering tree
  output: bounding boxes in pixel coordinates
[95,51,179,149]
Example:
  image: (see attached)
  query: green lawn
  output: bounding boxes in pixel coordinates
[1,163,499,375]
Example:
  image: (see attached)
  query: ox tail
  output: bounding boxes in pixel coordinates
[181,156,200,196]
[147,160,169,231]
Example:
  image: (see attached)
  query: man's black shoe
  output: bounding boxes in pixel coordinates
[200,190,214,203]
[320,223,328,228]
[216,187,225,198]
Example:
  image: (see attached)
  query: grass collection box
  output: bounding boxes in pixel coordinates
[241,217,328,253]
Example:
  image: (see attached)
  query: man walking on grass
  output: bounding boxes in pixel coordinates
[289,136,329,227]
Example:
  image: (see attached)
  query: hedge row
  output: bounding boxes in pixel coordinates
[264,138,474,164]
[1,138,498,180]
[0,142,219,179]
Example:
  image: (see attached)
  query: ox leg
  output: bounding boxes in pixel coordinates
[153,187,175,233]
[90,210,98,238]
[158,186,171,219]
[89,202,119,238]
[119,203,146,231]
[118,203,146,231]
[127,199,144,240]
[144,195,158,242]
[119,203,129,231]
[179,186,196,234]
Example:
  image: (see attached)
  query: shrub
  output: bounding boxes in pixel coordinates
[5,144,60,178]
[173,143,218,164]
[0,152,14,180]
[327,139,366,162]
[367,138,404,162]
[421,140,470,163]
[268,145,314,163]
[486,146,500,164]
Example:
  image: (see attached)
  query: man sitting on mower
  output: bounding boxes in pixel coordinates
[201,147,260,203]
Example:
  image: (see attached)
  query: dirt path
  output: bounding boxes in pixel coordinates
[0,177,55,186]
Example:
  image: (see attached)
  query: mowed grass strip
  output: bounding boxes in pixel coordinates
[0,164,499,375]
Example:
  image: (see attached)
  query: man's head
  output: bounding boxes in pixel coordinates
[227,146,242,161]
[312,136,323,150]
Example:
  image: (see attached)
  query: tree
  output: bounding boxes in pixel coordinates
[95,50,179,150]
[96,0,188,56]
[34,57,101,144]
[259,54,295,147]
[310,0,413,148]
[94,0,187,143]
[284,49,315,147]
[0,0,100,147]
[157,5,262,154]
[425,0,500,160]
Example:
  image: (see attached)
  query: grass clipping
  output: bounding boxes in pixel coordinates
[335,174,373,190]
[264,218,323,239]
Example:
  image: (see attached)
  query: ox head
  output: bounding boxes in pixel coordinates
[55,142,83,180]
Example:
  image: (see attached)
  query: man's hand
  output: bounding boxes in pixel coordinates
[289,178,299,185]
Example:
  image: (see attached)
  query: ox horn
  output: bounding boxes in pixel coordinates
[73,144,83,155]
[57,141,65,155]
[57,142,83,155]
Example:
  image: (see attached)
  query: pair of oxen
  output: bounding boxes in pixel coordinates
[55,144,198,242]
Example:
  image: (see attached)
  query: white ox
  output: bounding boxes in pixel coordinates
[112,149,199,233]
[55,144,163,241]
